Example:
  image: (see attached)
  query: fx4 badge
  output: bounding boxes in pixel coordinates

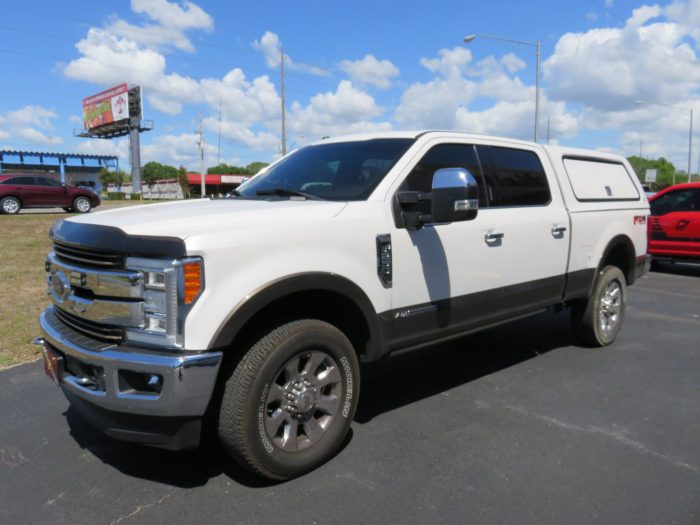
[633,215,647,225]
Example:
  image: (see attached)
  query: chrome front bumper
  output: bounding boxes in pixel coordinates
[38,307,222,417]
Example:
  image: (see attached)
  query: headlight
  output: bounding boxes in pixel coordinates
[124,256,204,348]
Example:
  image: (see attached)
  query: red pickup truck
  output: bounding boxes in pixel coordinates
[648,182,700,264]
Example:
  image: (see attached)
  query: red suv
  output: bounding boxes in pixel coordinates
[0,174,100,215]
[648,182,700,263]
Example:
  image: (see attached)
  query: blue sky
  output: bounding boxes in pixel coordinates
[0,0,699,173]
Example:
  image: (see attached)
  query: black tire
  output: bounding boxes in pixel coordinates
[73,196,92,213]
[217,319,359,480]
[572,265,627,346]
[1,196,21,215]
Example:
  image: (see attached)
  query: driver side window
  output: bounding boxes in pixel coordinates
[399,143,486,214]
[650,189,696,216]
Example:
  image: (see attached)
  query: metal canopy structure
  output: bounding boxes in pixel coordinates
[0,150,118,179]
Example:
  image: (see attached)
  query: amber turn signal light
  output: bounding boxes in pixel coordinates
[183,261,202,304]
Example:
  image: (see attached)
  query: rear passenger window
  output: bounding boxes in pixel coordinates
[478,146,551,206]
[5,176,35,185]
[400,144,487,214]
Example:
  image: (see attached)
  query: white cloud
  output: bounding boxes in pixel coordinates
[106,19,196,53]
[395,76,477,129]
[3,105,57,129]
[131,0,212,30]
[339,54,400,89]
[288,80,391,140]
[252,31,329,76]
[543,9,700,111]
[73,137,130,160]
[0,105,63,148]
[16,128,63,147]
[420,47,473,77]
[500,53,526,74]
[106,0,213,52]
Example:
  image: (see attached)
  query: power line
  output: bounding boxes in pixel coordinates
[0,3,341,90]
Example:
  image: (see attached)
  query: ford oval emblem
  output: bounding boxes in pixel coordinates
[52,271,72,302]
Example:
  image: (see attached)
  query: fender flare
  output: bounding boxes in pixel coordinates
[597,234,637,285]
[208,272,384,359]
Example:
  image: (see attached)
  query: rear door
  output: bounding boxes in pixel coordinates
[649,188,700,258]
[475,144,570,317]
[5,176,40,205]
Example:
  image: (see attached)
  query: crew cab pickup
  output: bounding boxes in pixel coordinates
[36,131,650,479]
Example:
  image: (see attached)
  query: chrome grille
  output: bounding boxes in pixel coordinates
[53,241,124,270]
[54,307,124,343]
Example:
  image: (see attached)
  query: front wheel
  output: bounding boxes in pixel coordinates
[572,265,627,346]
[73,196,92,213]
[217,319,360,480]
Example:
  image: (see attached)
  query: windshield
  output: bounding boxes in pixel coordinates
[238,138,414,201]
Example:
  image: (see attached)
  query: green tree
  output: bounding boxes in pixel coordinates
[245,161,269,175]
[98,167,129,188]
[142,161,180,186]
[207,163,246,175]
[177,165,191,199]
[626,156,677,190]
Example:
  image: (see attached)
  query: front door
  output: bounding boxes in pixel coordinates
[649,187,700,258]
[34,177,68,206]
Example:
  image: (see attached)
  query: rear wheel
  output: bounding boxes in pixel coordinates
[73,196,91,213]
[572,265,627,346]
[1,196,21,215]
[217,319,359,480]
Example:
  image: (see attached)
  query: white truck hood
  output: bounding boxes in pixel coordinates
[67,198,347,239]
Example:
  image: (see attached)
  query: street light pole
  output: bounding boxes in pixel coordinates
[535,40,541,144]
[464,33,541,143]
[688,108,693,183]
[636,100,693,185]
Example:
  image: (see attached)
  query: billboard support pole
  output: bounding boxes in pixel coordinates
[129,117,142,197]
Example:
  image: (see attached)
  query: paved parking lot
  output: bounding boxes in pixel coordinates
[1,265,698,524]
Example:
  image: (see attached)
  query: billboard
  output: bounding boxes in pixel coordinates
[82,84,130,131]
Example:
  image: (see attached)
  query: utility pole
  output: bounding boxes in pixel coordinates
[196,112,206,198]
[217,97,222,166]
[280,46,287,156]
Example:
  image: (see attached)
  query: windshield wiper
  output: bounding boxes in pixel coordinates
[255,188,323,200]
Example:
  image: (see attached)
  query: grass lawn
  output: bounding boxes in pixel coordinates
[0,200,163,369]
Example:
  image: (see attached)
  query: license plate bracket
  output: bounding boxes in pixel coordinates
[41,346,64,385]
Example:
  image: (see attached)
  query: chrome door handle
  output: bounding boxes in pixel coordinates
[484,230,504,242]
[551,224,567,236]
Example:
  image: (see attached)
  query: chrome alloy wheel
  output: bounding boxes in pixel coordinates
[2,197,20,214]
[74,197,91,213]
[599,280,622,333]
[264,351,342,452]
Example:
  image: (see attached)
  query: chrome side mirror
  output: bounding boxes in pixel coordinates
[431,168,479,223]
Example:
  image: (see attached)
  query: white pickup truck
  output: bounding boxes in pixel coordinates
[37,131,649,479]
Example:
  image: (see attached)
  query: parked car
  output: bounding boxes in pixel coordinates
[648,182,700,264]
[0,174,100,214]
